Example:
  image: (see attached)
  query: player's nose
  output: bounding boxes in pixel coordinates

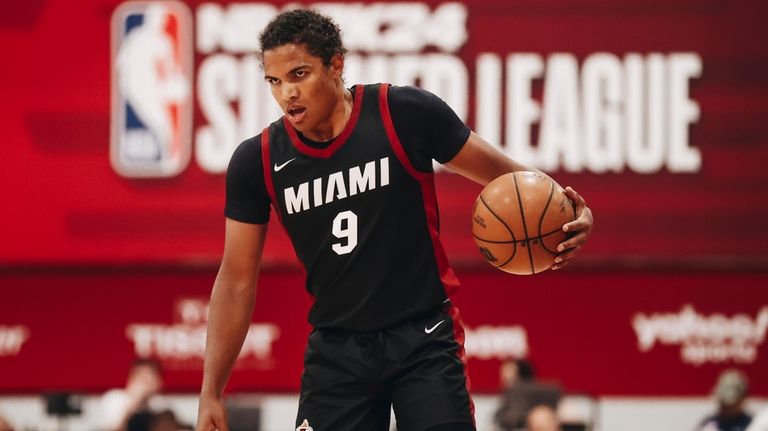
[281,82,299,102]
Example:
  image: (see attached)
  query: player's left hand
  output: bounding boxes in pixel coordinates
[552,186,593,270]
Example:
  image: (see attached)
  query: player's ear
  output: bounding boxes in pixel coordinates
[329,53,344,79]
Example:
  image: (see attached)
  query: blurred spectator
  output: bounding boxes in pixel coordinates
[98,358,165,431]
[526,404,560,431]
[0,412,14,431]
[695,369,752,431]
[150,410,192,431]
[148,410,178,431]
[500,358,536,390]
[494,359,561,431]
[126,409,192,431]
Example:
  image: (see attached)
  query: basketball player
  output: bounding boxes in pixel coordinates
[197,9,593,431]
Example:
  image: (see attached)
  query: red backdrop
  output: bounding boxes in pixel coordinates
[1,268,767,395]
[1,0,767,396]
[1,0,767,266]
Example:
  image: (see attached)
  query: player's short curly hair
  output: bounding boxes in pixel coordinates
[259,9,347,66]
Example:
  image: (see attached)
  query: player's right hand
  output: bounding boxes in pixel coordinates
[196,392,229,431]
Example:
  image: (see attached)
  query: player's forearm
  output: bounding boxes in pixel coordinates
[200,274,257,397]
[447,131,546,186]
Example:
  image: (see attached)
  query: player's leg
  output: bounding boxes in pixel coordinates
[388,305,475,431]
[296,329,391,431]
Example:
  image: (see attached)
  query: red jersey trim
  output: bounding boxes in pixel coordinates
[378,83,429,181]
[262,128,312,302]
[379,83,460,295]
[260,128,281,222]
[420,177,461,295]
[283,85,364,159]
[446,304,476,426]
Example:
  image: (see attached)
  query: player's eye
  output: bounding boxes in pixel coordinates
[295,70,306,78]
[266,77,279,85]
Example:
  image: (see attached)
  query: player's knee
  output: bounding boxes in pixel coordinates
[423,422,475,431]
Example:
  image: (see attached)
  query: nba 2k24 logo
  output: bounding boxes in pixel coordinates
[111,1,193,177]
[632,305,768,366]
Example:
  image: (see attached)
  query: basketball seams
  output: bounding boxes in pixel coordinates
[477,194,517,267]
[473,227,562,245]
[538,181,558,254]
[512,173,535,275]
[472,172,571,274]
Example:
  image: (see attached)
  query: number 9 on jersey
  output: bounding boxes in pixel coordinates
[332,210,358,255]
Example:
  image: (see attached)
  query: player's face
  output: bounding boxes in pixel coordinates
[263,43,343,137]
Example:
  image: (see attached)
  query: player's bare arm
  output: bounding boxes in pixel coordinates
[197,219,268,431]
[446,131,593,269]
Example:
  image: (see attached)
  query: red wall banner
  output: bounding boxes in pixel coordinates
[1,0,767,267]
[1,268,766,396]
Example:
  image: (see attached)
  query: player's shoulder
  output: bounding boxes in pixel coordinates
[387,84,442,104]
[384,84,449,116]
[229,134,265,169]
[233,134,261,155]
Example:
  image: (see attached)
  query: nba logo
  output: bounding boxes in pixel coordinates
[111,1,193,177]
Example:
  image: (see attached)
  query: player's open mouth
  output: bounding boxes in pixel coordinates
[287,106,306,122]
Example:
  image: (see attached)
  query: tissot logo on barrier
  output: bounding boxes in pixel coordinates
[111,1,193,177]
[125,298,280,370]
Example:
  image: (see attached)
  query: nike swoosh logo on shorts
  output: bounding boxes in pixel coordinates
[425,320,445,334]
[274,157,297,172]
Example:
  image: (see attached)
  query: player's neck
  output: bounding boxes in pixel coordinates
[301,84,352,142]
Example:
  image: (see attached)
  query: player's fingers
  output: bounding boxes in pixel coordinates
[552,246,581,270]
[564,186,593,223]
[562,218,586,233]
[555,245,580,262]
[557,232,587,252]
[213,416,230,431]
[563,206,593,234]
[197,412,229,431]
[551,259,571,270]
[197,420,222,431]
[549,261,568,271]
[564,186,585,208]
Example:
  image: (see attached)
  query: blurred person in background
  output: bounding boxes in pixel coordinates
[494,359,561,431]
[99,358,165,431]
[499,358,536,391]
[695,369,752,431]
[526,405,560,431]
[148,410,193,431]
[125,409,192,431]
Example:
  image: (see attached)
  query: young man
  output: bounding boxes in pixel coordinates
[197,9,593,431]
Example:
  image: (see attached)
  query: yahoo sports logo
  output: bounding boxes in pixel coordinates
[111,1,193,177]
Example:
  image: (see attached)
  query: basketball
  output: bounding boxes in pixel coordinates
[472,171,576,275]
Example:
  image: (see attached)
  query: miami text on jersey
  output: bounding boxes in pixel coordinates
[283,157,390,215]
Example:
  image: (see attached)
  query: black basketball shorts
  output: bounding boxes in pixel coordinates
[295,303,476,431]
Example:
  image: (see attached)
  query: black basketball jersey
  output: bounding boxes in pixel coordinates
[261,84,460,331]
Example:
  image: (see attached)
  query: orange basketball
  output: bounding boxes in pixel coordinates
[472,171,576,275]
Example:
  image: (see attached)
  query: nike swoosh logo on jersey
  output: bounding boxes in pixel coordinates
[274,157,297,172]
[425,320,445,334]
